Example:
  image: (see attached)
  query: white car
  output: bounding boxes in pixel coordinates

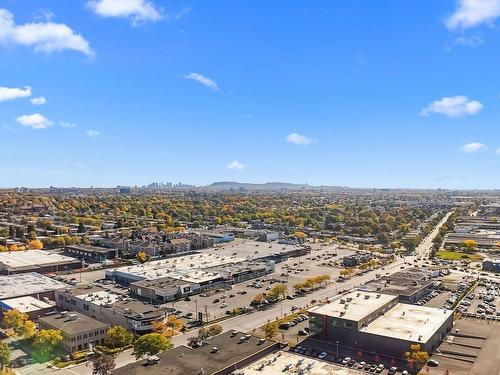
[357,361,366,369]
[318,352,327,360]
[341,357,351,365]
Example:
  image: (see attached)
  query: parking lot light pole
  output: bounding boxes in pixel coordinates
[336,340,339,356]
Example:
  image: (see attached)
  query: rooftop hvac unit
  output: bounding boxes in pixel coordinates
[376,294,381,298]
[146,355,160,365]
[365,295,370,299]
[211,347,219,353]
[68,313,78,321]
[346,297,353,302]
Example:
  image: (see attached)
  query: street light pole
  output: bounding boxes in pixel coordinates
[336,340,339,356]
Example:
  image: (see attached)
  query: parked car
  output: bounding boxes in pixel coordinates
[318,352,327,360]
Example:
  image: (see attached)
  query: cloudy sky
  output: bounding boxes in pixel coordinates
[0,0,499,188]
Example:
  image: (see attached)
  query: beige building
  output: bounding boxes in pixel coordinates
[38,311,108,353]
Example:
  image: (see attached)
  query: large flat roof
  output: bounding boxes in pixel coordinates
[242,351,362,375]
[39,312,108,335]
[108,252,246,283]
[112,331,278,375]
[0,272,68,299]
[0,250,79,271]
[361,303,453,343]
[308,291,397,322]
[0,296,53,313]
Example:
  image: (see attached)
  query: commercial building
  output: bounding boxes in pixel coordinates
[112,330,281,375]
[0,296,55,320]
[0,272,68,300]
[308,291,453,358]
[129,277,200,303]
[105,252,274,290]
[39,311,108,353]
[240,351,362,375]
[55,284,166,335]
[362,269,440,304]
[0,250,81,274]
[444,232,500,250]
[482,258,500,273]
[64,245,118,262]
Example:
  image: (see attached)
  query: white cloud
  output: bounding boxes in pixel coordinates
[226,160,247,170]
[286,132,315,145]
[16,113,53,129]
[30,96,46,105]
[60,121,76,128]
[0,9,91,55]
[87,0,162,25]
[87,130,100,138]
[182,73,219,91]
[420,96,483,117]
[446,0,500,30]
[460,142,487,153]
[0,85,31,102]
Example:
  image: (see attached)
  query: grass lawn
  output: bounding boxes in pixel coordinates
[436,251,483,261]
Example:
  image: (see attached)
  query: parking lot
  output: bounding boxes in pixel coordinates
[159,243,356,323]
[458,279,500,320]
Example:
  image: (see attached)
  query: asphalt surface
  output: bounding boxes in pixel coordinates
[14,211,453,375]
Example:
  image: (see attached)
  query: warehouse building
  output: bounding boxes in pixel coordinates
[0,272,68,300]
[0,296,55,320]
[308,291,453,358]
[0,250,81,274]
[64,245,118,263]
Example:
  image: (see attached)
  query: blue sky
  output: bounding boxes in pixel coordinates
[0,0,499,189]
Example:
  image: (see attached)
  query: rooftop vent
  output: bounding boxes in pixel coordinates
[146,355,159,365]
[258,338,265,345]
[211,347,219,353]
[68,313,78,321]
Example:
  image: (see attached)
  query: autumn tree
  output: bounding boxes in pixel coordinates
[105,326,133,349]
[404,344,429,375]
[165,316,183,337]
[262,322,278,340]
[28,239,43,250]
[1,309,36,338]
[268,284,287,300]
[205,324,222,337]
[136,251,148,263]
[133,333,172,359]
[462,240,477,253]
[92,353,116,375]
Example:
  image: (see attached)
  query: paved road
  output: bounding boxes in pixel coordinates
[15,211,453,375]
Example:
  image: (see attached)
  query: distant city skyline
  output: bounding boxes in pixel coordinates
[1,1,500,189]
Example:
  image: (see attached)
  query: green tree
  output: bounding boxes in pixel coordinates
[33,329,63,360]
[133,333,172,359]
[268,284,287,300]
[0,343,10,368]
[92,353,116,375]
[105,326,133,349]
[78,221,86,234]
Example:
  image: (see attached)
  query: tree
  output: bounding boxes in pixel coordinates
[205,324,223,337]
[0,343,10,368]
[1,309,36,338]
[262,322,278,340]
[293,231,307,239]
[165,316,183,337]
[268,284,287,300]
[92,353,115,375]
[136,251,148,263]
[33,329,63,360]
[78,222,86,234]
[105,326,133,349]
[251,293,265,306]
[133,333,172,359]
[28,239,43,250]
[462,240,477,253]
[404,344,429,375]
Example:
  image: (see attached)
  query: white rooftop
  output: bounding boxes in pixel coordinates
[241,351,362,375]
[308,291,397,322]
[108,252,246,283]
[0,250,77,269]
[0,272,68,299]
[0,296,53,313]
[361,303,453,343]
[77,290,122,307]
